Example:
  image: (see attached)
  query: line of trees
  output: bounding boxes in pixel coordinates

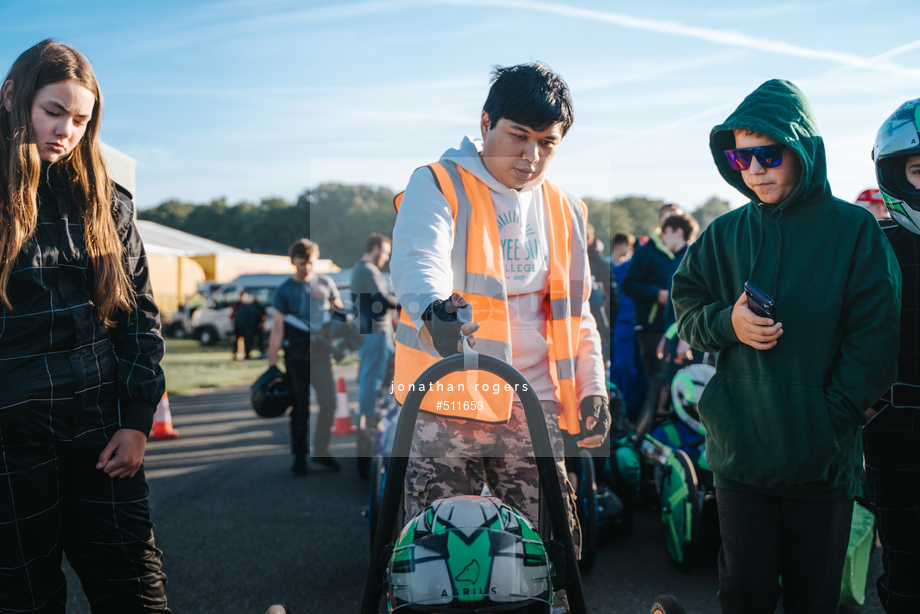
[584,195,730,252]
[138,184,731,268]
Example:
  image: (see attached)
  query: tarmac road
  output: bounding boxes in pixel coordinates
[61,363,885,614]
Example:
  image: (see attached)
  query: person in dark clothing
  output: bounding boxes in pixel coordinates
[586,223,612,364]
[252,295,267,356]
[268,239,343,475]
[232,290,257,360]
[622,203,684,383]
[672,79,900,614]
[657,212,698,362]
[864,98,920,613]
[0,40,170,613]
[232,292,265,359]
[352,233,398,419]
[609,233,647,419]
[607,259,620,324]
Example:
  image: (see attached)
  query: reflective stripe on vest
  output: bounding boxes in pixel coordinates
[393,160,589,433]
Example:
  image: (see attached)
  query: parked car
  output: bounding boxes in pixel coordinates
[164,288,214,339]
[187,269,391,347]
[164,310,191,339]
[189,274,290,345]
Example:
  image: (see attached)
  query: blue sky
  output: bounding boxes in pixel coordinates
[1,0,918,211]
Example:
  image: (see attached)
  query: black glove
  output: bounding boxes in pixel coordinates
[579,395,610,441]
[421,299,465,358]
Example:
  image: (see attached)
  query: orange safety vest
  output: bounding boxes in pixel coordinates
[392,160,591,434]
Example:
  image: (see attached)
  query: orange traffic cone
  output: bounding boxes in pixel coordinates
[149,392,180,440]
[330,377,356,435]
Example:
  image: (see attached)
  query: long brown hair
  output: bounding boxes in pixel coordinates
[0,39,133,326]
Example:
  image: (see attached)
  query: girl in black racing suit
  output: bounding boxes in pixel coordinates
[0,40,170,613]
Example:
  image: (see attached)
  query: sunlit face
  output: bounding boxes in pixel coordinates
[292,256,311,282]
[733,130,801,205]
[661,226,685,252]
[905,155,920,190]
[3,80,96,163]
[480,113,563,189]
[373,242,391,269]
[612,243,632,262]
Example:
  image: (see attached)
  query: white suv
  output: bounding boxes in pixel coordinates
[189,274,290,345]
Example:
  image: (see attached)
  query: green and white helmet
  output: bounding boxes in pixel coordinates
[873,98,920,234]
[387,495,552,613]
[671,364,716,435]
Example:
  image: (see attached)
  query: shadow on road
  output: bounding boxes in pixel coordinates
[62,367,884,614]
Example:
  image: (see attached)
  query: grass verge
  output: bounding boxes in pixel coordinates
[161,338,358,396]
[161,338,268,396]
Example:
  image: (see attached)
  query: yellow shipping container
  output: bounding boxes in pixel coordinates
[136,220,339,320]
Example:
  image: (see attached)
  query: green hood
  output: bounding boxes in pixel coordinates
[710,79,831,210]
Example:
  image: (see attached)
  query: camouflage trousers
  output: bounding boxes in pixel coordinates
[405,400,581,555]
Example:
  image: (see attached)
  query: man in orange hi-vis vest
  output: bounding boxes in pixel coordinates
[390,62,610,551]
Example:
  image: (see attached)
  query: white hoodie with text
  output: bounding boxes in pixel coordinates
[390,136,606,404]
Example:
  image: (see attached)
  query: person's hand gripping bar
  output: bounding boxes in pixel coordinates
[422,293,481,357]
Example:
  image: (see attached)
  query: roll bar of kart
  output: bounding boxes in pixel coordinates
[360,339,590,614]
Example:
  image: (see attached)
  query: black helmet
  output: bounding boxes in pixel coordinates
[872,97,920,233]
[252,366,293,418]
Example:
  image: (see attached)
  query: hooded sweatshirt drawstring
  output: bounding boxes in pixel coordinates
[749,204,766,285]
[531,185,548,271]
[773,208,785,293]
[513,185,548,272]
[748,205,786,302]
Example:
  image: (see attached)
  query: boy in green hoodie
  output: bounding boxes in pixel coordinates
[672,80,901,614]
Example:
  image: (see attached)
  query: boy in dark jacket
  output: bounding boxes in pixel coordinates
[658,212,697,363]
[622,203,683,382]
[672,79,900,614]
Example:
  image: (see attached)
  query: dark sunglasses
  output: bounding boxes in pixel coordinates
[724,145,783,171]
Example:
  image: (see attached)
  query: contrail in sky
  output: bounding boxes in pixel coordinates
[579,36,920,156]
[431,0,920,78]
[872,38,920,60]
[235,0,920,78]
